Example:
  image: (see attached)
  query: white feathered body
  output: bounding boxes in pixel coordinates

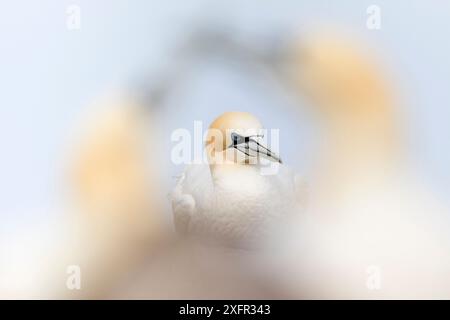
[171,163,301,246]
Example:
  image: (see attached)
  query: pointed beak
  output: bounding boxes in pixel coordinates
[231,135,282,164]
[254,139,283,164]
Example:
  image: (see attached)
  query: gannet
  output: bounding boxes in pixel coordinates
[0,95,167,299]
[275,30,450,298]
[171,111,303,248]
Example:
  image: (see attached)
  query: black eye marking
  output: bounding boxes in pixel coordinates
[231,132,243,146]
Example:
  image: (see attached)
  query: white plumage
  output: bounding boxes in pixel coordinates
[172,163,301,245]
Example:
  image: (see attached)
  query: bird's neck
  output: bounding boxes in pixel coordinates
[209,163,261,185]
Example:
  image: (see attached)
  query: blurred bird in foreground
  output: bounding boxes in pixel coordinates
[59,95,167,298]
[171,111,304,248]
[274,29,450,299]
[0,95,167,298]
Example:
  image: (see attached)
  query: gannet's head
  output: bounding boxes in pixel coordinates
[290,31,393,118]
[205,111,282,165]
[289,30,399,187]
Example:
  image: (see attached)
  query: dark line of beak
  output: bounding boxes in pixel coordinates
[252,140,283,164]
[230,143,282,164]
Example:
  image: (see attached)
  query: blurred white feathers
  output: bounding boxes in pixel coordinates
[272,30,450,299]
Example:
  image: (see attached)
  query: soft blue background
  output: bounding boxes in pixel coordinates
[1,1,449,224]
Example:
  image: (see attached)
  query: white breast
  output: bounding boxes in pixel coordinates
[171,163,301,247]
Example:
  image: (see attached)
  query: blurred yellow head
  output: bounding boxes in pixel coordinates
[289,30,399,163]
[291,31,394,119]
[69,96,164,241]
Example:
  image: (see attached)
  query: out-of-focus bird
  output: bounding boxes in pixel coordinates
[171,111,303,248]
[58,96,167,298]
[274,30,450,299]
[0,95,167,299]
